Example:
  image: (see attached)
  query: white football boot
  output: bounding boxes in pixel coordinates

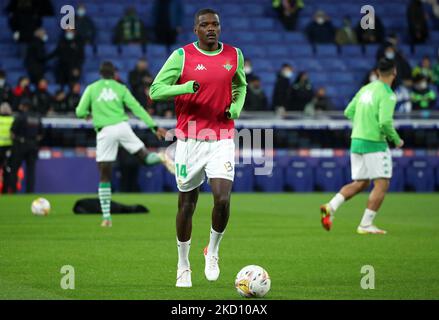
[357,225,387,235]
[204,247,220,281]
[176,268,192,288]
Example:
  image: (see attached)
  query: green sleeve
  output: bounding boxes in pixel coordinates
[379,94,401,145]
[344,92,358,120]
[75,86,91,118]
[122,86,157,131]
[149,49,195,101]
[228,48,247,119]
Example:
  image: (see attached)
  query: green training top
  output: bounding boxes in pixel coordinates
[344,80,401,153]
[75,79,157,131]
[149,42,247,119]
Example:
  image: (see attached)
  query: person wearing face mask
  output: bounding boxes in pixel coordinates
[75,4,97,45]
[113,7,148,45]
[244,76,268,111]
[272,64,294,110]
[47,29,85,87]
[304,86,334,116]
[243,59,256,82]
[0,70,12,105]
[378,46,412,87]
[362,68,379,86]
[31,78,52,116]
[24,28,48,85]
[286,71,314,111]
[411,74,437,111]
[335,16,358,45]
[305,10,335,44]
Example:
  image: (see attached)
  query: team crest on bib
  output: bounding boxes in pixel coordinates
[223,62,233,71]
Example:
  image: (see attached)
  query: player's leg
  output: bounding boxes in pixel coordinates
[357,149,392,234]
[321,152,369,231]
[203,139,235,281]
[118,122,174,174]
[175,188,199,287]
[98,162,113,227]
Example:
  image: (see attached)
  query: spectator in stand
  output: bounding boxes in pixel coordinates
[412,56,434,81]
[411,74,437,110]
[356,14,385,44]
[286,71,313,111]
[75,4,97,45]
[272,0,304,31]
[244,76,268,111]
[272,63,294,110]
[48,29,85,88]
[113,7,147,45]
[152,0,183,52]
[407,0,429,44]
[395,83,413,113]
[66,83,82,114]
[335,16,358,45]
[31,78,52,116]
[377,46,412,87]
[51,89,68,114]
[305,10,335,44]
[0,71,12,104]
[8,98,43,193]
[129,58,154,107]
[25,28,48,85]
[11,76,32,110]
[244,59,257,82]
[0,103,14,194]
[6,0,53,44]
[304,87,334,116]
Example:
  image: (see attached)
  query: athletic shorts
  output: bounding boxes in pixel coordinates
[174,138,235,192]
[96,122,144,162]
[351,148,392,180]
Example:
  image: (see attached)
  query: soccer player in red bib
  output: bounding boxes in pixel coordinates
[150,8,247,287]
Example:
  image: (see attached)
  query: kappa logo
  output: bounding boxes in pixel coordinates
[97,88,119,102]
[194,64,207,71]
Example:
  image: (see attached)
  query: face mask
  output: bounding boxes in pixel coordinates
[65,32,75,40]
[77,8,86,17]
[0,79,5,87]
[42,34,48,42]
[244,66,252,74]
[282,70,293,79]
[418,81,428,90]
[385,51,395,60]
[316,17,325,25]
[369,74,378,82]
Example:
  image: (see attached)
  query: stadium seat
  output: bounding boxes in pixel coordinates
[406,159,435,192]
[163,171,179,192]
[389,158,406,192]
[340,45,363,57]
[315,160,345,192]
[96,44,119,58]
[138,166,164,193]
[315,44,339,57]
[233,164,254,192]
[285,160,314,192]
[254,164,285,192]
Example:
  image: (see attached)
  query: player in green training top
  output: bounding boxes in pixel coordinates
[76,61,173,227]
[320,58,404,235]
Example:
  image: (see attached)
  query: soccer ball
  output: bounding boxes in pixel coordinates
[31,198,51,216]
[235,265,271,298]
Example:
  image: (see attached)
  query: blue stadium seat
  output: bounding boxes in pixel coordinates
[267,46,289,58]
[315,160,345,192]
[389,158,406,192]
[290,45,313,57]
[293,58,322,71]
[121,45,144,58]
[241,45,267,58]
[96,44,119,57]
[315,44,338,57]
[252,59,274,72]
[84,72,101,84]
[163,170,178,192]
[285,160,314,192]
[252,18,275,30]
[254,165,285,192]
[319,58,347,71]
[257,31,283,43]
[415,45,436,58]
[341,45,363,57]
[233,165,254,192]
[0,58,23,71]
[283,32,307,43]
[138,166,164,192]
[364,44,380,57]
[406,159,435,192]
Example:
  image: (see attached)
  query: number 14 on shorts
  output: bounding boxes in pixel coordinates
[175,163,188,178]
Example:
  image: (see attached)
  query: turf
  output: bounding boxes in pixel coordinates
[0,193,438,300]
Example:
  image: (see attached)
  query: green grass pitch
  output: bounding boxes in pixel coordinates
[0,193,438,300]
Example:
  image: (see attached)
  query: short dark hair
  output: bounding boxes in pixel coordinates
[194,8,220,26]
[377,58,396,75]
[100,61,115,79]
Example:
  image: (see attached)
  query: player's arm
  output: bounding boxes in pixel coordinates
[75,86,92,118]
[379,94,402,146]
[344,92,358,120]
[227,48,247,119]
[122,86,158,133]
[149,49,197,101]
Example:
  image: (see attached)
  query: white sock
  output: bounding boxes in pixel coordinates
[329,193,345,213]
[207,227,224,257]
[177,238,191,269]
[360,209,377,227]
